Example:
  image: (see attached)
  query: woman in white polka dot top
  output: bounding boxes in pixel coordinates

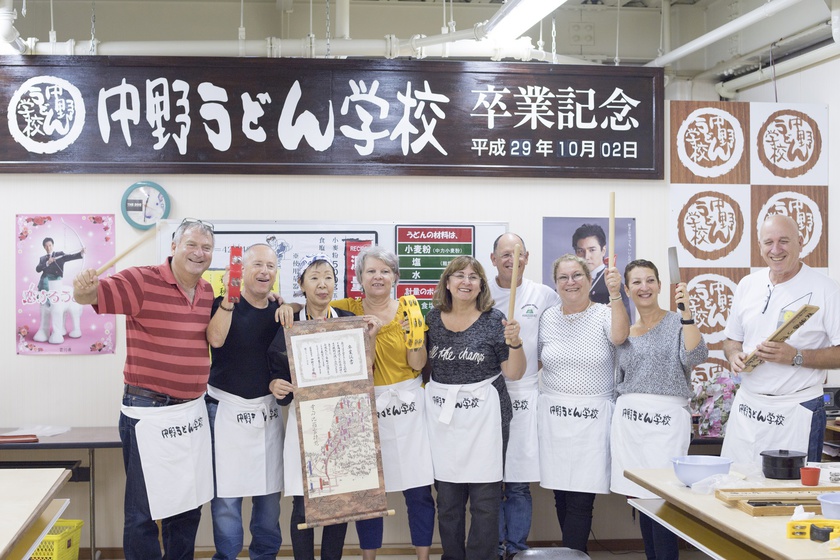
[537,254,630,554]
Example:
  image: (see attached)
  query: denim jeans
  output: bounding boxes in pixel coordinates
[207,401,282,560]
[552,490,595,553]
[120,393,202,560]
[801,395,826,462]
[290,495,347,560]
[498,482,531,556]
[639,513,678,560]
[436,480,501,560]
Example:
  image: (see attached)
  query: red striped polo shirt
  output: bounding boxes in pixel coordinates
[94,258,214,400]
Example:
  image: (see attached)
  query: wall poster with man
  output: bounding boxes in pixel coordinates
[284,316,389,528]
[542,216,637,321]
[16,213,116,355]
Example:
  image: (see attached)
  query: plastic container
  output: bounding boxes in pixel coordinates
[671,455,733,487]
[819,493,840,519]
[30,519,83,560]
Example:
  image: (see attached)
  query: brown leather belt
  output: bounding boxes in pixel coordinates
[124,384,193,405]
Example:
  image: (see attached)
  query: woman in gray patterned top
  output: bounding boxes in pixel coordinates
[609,259,708,560]
[424,256,525,560]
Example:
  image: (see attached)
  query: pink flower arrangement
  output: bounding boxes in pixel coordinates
[690,371,740,438]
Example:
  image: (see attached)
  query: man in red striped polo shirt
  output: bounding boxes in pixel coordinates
[73,218,216,560]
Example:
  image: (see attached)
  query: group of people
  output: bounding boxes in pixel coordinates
[70,213,840,560]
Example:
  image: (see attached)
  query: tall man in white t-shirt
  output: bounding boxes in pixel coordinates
[723,214,840,464]
[490,233,560,559]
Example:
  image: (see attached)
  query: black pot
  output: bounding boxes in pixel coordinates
[760,449,807,479]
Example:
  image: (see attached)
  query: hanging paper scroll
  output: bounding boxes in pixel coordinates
[285,316,389,528]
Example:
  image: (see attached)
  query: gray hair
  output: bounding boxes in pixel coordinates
[354,246,400,281]
[173,219,215,246]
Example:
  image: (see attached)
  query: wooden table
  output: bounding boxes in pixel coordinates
[0,427,121,559]
[625,468,840,560]
[0,468,71,559]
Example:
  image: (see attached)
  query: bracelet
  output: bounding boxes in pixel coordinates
[680,317,694,325]
[609,295,622,301]
[219,304,234,312]
[508,342,523,349]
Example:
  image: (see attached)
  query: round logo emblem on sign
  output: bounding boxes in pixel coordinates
[7,76,86,155]
[756,110,822,178]
[676,107,744,178]
[678,191,744,260]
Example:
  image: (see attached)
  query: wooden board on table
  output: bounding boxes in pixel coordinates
[734,500,821,517]
[716,486,840,505]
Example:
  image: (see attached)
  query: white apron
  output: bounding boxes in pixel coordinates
[503,375,540,482]
[121,397,214,520]
[283,407,305,496]
[425,375,503,483]
[208,385,284,498]
[374,376,434,491]
[721,388,814,468]
[610,393,691,498]
[538,391,613,494]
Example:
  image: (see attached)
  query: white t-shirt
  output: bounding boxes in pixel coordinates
[724,264,840,396]
[491,277,561,383]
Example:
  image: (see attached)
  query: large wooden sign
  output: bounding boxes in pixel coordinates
[285,316,388,527]
[1,56,663,179]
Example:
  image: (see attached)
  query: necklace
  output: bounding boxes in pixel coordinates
[562,300,592,320]
[305,305,332,321]
[638,310,666,332]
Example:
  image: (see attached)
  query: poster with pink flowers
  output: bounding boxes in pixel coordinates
[16,214,116,355]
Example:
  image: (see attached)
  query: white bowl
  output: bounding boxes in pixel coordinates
[819,493,840,519]
[671,455,733,487]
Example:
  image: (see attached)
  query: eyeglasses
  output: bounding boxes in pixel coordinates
[180,217,215,232]
[556,272,586,284]
[451,273,481,283]
[762,284,774,314]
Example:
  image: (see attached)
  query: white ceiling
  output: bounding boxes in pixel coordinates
[4,0,837,87]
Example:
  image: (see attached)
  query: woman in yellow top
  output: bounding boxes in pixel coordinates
[330,246,435,560]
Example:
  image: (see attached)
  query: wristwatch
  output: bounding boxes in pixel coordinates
[792,349,804,367]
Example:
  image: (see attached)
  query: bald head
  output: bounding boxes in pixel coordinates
[491,232,529,289]
[759,214,803,284]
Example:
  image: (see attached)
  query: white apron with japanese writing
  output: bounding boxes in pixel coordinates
[504,375,540,482]
[208,385,284,498]
[283,409,305,497]
[610,393,691,498]
[721,387,814,468]
[121,397,213,520]
[538,390,613,494]
[425,374,503,483]
[375,376,434,491]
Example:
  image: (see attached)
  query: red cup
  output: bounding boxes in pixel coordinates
[801,466,821,486]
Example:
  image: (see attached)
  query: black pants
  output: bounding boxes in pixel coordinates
[639,512,679,560]
[552,490,595,553]
[290,495,348,560]
[436,480,502,560]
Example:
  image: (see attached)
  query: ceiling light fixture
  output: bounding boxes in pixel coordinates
[484,0,568,41]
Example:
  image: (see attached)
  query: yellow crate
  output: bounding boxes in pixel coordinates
[30,519,83,560]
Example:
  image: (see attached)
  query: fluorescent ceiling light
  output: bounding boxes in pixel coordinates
[484,0,568,41]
